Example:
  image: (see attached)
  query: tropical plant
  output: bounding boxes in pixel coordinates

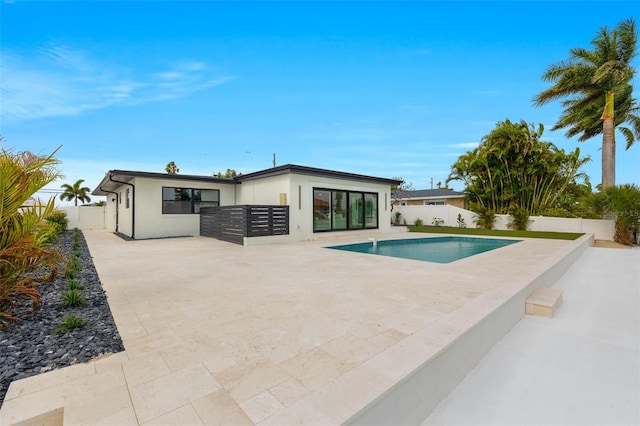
[457,213,466,228]
[61,289,87,308]
[165,161,179,174]
[0,142,64,328]
[65,260,79,279]
[393,211,402,225]
[599,184,640,245]
[45,210,69,234]
[431,217,443,227]
[472,204,498,229]
[66,279,84,291]
[447,119,590,220]
[60,179,91,206]
[54,313,88,335]
[507,205,531,231]
[94,200,106,206]
[69,255,81,271]
[533,18,639,188]
[414,218,425,227]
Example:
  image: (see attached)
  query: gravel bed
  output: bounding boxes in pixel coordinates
[0,230,124,406]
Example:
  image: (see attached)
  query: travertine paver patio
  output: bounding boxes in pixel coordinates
[0,230,589,425]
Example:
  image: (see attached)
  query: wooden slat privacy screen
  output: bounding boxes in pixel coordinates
[200,205,289,245]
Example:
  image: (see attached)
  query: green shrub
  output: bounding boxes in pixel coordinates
[414,218,425,226]
[45,211,69,234]
[393,211,402,225]
[61,289,87,308]
[69,255,81,270]
[37,227,59,245]
[472,205,497,229]
[55,314,88,334]
[65,267,78,280]
[66,279,84,291]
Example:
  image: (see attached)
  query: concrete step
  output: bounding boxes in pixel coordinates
[525,288,563,318]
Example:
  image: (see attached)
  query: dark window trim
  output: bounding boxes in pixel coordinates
[313,187,379,233]
[162,187,220,215]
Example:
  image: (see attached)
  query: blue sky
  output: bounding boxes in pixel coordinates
[1,1,639,203]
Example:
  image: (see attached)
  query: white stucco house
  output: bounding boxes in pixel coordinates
[92,164,402,244]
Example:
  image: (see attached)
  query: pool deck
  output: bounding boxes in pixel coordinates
[0,230,605,425]
[422,243,639,426]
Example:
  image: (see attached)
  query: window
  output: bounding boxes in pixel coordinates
[364,193,377,228]
[313,190,331,231]
[162,187,219,214]
[125,188,130,209]
[313,188,378,232]
[194,189,220,213]
[426,200,446,206]
[332,191,347,230]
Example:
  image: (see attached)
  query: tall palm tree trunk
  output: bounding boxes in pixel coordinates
[601,90,616,188]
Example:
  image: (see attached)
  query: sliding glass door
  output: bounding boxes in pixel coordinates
[313,188,378,232]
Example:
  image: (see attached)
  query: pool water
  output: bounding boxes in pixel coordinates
[328,236,521,264]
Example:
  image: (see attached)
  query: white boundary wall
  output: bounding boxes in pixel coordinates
[58,206,106,230]
[393,205,615,240]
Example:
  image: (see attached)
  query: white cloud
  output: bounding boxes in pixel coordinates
[1,44,234,122]
[446,142,479,149]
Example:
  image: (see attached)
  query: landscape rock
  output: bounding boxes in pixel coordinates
[0,230,124,406]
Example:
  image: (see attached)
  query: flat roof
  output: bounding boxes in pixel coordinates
[235,164,403,185]
[93,164,402,195]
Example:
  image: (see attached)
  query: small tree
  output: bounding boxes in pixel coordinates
[60,179,91,206]
[390,177,413,211]
[214,168,241,178]
[165,161,179,174]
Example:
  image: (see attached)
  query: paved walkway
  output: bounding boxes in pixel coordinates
[0,231,614,425]
[423,246,640,426]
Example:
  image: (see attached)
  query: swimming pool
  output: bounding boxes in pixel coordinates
[328,236,521,263]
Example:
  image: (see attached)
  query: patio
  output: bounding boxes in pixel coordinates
[1,230,592,425]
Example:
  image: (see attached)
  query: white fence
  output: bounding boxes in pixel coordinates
[393,205,615,240]
[58,206,106,230]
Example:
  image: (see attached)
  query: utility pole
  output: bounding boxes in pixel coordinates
[272,153,276,168]
[430,177,433,189]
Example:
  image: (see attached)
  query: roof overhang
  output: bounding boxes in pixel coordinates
[235,164,403,186]
[92,170,235,196]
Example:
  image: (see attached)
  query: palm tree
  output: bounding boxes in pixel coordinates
[165,161,179,174]
[533,18,638,188]
[60,179,91,206]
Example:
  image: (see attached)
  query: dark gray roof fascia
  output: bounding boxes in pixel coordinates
[397,189,465,198]
[234,164,402,185]
[92,170,234,195]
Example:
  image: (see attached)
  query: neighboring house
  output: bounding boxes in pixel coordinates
[393,189,467,209]
[92,164,401,243]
